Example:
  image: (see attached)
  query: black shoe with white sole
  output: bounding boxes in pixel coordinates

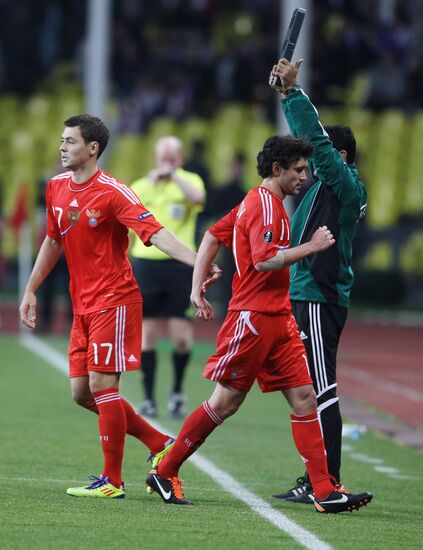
[314,487,373,514]
[146,469,192,505]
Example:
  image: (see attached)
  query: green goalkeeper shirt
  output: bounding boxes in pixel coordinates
[282,88,367,308]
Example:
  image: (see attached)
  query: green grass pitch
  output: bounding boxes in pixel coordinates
[0,334,422,549]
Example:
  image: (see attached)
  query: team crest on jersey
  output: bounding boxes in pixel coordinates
[67,209,80,225]
[86,209,101,226]
[263,230,273,243]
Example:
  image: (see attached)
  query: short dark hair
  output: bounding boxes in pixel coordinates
[64,114,110,158]
[324,125,356,164]
[257,135,313,178]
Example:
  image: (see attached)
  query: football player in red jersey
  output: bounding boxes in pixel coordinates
[146,135,372,514]
[19,114,220,499]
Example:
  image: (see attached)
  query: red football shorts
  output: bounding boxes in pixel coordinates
[69,302,142,378]
[203,310,312,393]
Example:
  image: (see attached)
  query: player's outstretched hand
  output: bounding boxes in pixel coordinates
[310,225,335,253]
[19,290,37,329]
[191,291,214,321]
[269,58,303,93]
[202,263,222,293]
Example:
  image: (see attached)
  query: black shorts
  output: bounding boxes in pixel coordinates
[291,301,347,401]
[132,258,193,319]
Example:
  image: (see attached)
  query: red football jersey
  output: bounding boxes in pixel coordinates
[209,186,292,314]
[46,169,163,314]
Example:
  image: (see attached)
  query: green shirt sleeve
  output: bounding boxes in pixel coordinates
[281,89,361,205]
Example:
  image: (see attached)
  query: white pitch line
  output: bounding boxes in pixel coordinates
[20,333,332,550]
[349,453,384,465]
[374,466,399,474]
[389,474,417,480]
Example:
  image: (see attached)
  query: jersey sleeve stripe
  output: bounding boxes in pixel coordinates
[99,174,141,204]
[259,188,273,226]
[259,188,268,225]
[232,226,241,277]
[265,190,273,225]
[100,172,141,202]
[108,176,142,203]
[99,174,141,205]
[237,203,246,219]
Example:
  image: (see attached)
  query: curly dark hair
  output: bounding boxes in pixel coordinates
[64,114,110,158]
[257,135,313,178]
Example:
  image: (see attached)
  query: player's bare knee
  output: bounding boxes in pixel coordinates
[88,371,120,393]
[221,400,242,419]
[209,393,244,420]
[72,391,91,409]
[291,386,317,416]
[304,388,317,413]
[208,382,246,419]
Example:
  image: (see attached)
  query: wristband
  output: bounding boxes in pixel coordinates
[282,84,301,97]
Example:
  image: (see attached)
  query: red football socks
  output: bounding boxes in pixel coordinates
[120,398,169,455]
[93,387,127,488]
[84,395,168,454]
[158,401,223,479]
[290,412,334,499]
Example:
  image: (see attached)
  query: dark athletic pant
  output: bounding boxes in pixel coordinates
[292,300,348,483]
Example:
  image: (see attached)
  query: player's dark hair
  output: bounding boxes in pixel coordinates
[324,125,356,164]
[257,135,313,178]
[64,114,110,158]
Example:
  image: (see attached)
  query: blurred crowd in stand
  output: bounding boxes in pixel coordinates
[1,0,423,123]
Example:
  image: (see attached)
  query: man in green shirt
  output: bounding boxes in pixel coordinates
[130,136,206,418]
[270,59,368,503]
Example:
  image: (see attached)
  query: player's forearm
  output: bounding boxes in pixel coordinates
[173,173,205,204]
[255,241,316,272]
[25,237,63,292]
[192,231,222,293]
[150,227,196,267]
[282,89,351,189]
[283,90,340,164]
[281,96,301,137]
